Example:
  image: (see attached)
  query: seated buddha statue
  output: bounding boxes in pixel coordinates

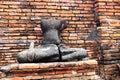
[17,19,87,63]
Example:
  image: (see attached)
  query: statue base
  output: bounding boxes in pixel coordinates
[0,60,101,80]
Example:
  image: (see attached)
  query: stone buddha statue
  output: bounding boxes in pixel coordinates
[17,19,87,63]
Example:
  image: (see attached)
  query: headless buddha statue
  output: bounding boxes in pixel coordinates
[17,19,87,63]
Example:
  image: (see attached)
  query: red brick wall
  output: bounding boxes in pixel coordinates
[95,0,120,79]
[0,0,120,79]
[0,0,97,66]
[0,60,100,80]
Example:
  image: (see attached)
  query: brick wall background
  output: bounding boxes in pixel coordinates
[0,0,120,80]
[0,0,97,65]
[95,0,120,79]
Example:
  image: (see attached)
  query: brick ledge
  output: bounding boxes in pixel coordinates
[0,60,99,80]
[0,60,98,71]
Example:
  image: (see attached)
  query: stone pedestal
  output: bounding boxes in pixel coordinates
[0,60,101,80]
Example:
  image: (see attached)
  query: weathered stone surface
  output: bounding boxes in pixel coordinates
[17,44,59,63]
[17,19,87,63]
[41,19,67,45]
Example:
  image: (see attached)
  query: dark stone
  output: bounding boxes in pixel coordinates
[17,44,59,63]
[17,19,87,63]
[41,19,67,45]
[58,44,87,61]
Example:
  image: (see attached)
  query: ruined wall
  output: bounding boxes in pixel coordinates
[95,0,120,79]
[0,0,97,66]
[0,0,120,79]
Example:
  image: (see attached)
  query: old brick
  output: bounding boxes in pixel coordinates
[2,1,20,5]
[103,13,114,15]
[72,17,80,20]
[9,5,19,8]
[29,76,43,79]
[0,5,9,8]
[36,5,45,8]
[60,14,74,17]
[39,63,58,68]
[114,6,120,9]
[98,2,106,5]
[61,6,69,9]
[69,33,77,36]
[0,19,8,23]
[19,64,39,69]
[72,11,81,14]
[0,12,8,15]
[63,73,74,77]
[76,40,84,44]
[32,9,47,12]
[48,10,56,13]
[4,9,21,12]
[45,6,60,9]
[9,77,24,80]
[51,13,60,16]
[115,13,120,16]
